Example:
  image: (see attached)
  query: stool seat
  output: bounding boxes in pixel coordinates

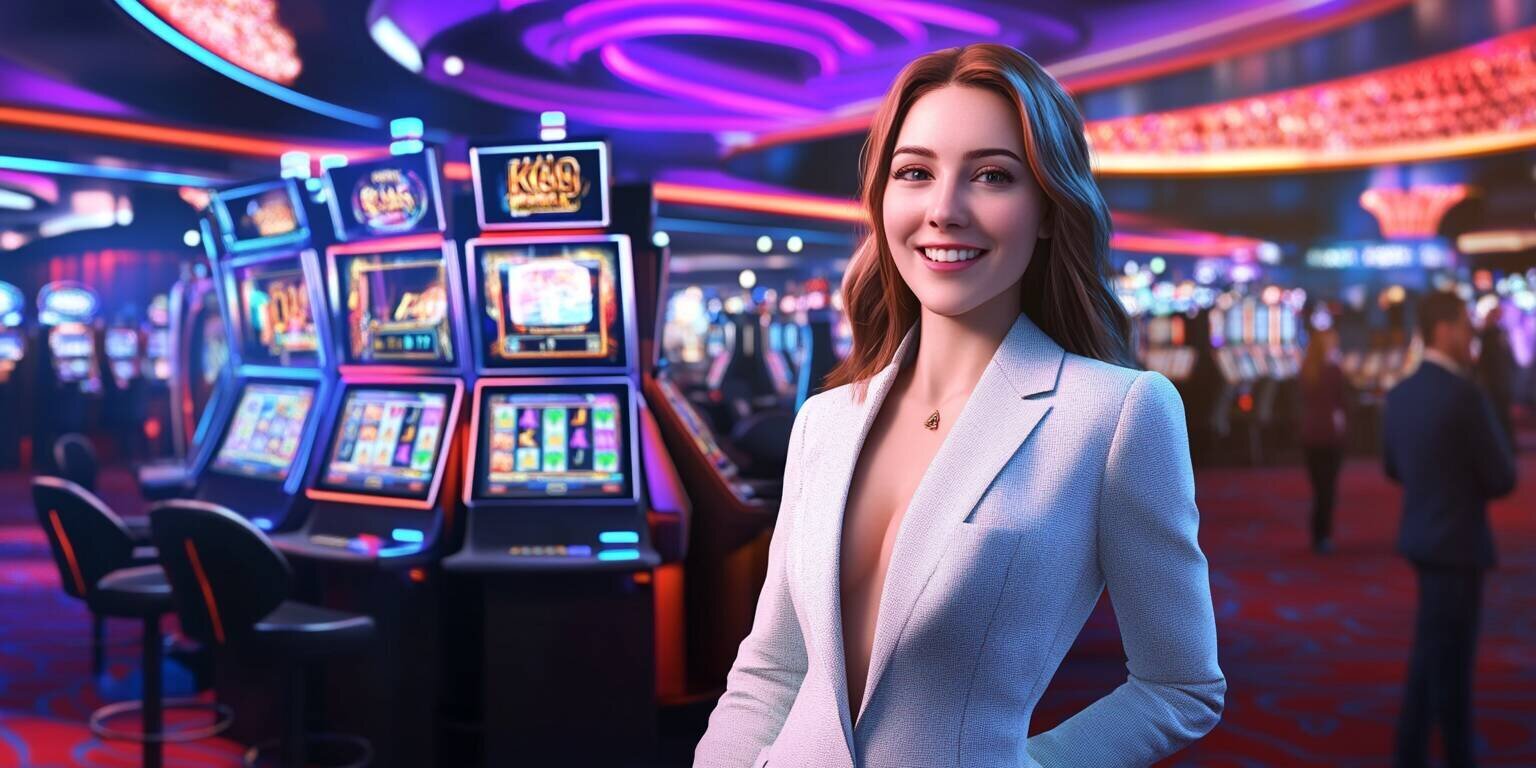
[255,601,376,656]
[95,565,174,618]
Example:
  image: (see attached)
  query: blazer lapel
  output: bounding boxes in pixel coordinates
[800,327,917,763]
[855,313,1064,724]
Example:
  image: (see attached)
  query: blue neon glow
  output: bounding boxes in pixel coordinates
[390,117,424,140]
[378,543,424,559]
[568,545,593,557]
[598,549,641,562]
[112,0,383,129]
[0,189,36,211]
[0,155,220,187]
[253,517,273,531]
[391,528,425,543]
[599,531,640,545]
[390,139,425,156]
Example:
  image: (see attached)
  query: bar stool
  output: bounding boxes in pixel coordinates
[150,500,376,768]
[32,476,232,768]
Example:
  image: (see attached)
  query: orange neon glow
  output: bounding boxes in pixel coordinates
[1359,185,1470,239]
[48,510,87,596]
[408,568,428,584]
[653,181,864,223]
[443,161,471,181]
[0,105,382,162]
[185,539,227,645]
[1089,26,1536,176]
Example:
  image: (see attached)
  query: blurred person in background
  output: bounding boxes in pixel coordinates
[1299,327,1348,554]
[1384,291,1517,768]
[1475,304,1516,452]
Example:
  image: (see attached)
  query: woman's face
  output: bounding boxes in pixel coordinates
[882,84,1048,319]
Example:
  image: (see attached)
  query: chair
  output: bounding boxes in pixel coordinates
[32,476,230,768]
[149,500,375,768]
[54,433,153,542]
[53,433,99,492]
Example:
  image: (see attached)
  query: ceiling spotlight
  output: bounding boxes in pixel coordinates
[183,229,201,247]
[756,236,772,253]
[739,269,757,289]
[787,235,803,253]
[443,55,465,77]
[651,231,670,248]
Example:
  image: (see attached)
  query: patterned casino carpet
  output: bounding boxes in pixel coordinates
[1,435,1533,767]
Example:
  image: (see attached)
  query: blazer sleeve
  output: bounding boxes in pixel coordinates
[693,398,814,767]
[1027,372,1226,767]
[1461,384,1517,499]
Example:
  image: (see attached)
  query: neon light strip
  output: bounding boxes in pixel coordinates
[0,105,380,161]
[185,539,227,644]
[111,0,383,129]
[653,181,863,222]
[0,155,221,186]
[47,510,87,596]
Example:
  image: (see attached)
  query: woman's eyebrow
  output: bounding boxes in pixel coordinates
[891,145,1023,163]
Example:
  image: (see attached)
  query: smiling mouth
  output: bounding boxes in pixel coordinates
[919,247,987,263]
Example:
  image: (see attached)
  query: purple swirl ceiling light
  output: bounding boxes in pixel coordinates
[398,0,1084,134]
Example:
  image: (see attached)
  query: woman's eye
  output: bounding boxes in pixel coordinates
[892,166,931,181]
[975,167,1014,184]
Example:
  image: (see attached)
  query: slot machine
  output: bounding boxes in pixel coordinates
[446,139,684,764]
[104,325,141,389]
[38,281,101,393]
[265,147,468,768]
[181,178,335,531]
[0,281,24,386]
[0,281,25,467]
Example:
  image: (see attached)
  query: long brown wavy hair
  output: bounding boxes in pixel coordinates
[824,44,1133,395]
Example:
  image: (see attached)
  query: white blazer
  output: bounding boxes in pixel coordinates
[694,313,1225,768]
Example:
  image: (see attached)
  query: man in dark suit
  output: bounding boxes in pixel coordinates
[1384,291,1517,768]
[1475,305,1517,452]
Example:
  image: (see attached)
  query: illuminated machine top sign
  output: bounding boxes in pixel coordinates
[323,149,446,242]
[37,281,99,326]
[0,281,22,327]
[470,141,609,231]
[211,179,309,253]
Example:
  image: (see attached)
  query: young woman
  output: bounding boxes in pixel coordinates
[1299,328,1349,554]
[695,44,1224,768]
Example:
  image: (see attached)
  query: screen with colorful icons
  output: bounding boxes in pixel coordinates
[213,180,308,252]
[335,249,456,366]
[319,387,450,500]
[210,383,316,481]
[474,238,628,371]
[231,256,321,367]
[474,385,632,501]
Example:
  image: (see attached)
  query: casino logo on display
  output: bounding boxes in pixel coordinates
[352,167,429,234]
[323,149,446,242]
[471,141,610,230]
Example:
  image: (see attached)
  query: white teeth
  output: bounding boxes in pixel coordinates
[922,247,982,263]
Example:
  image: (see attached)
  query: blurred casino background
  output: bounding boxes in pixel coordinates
[0,0,1534,766]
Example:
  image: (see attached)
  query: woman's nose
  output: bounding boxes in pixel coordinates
[925,179,969,230]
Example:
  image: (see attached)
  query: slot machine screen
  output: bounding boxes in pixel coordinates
[210,382,316,480]
[335,249,457,367]
[146,328,170,380]
[105,329,139,359]
[0,331,22,362]
[317,386,452,500]
[231,256,321,367]
[474,237,630,372]
[473,383,634,501]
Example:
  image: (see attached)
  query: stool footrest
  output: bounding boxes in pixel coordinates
[89,697,234,743]
[243,732,373,768]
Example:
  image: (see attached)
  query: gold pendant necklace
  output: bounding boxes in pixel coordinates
[924,410,940,431]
